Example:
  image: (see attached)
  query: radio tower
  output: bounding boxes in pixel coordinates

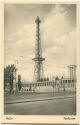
[32,16,45,82]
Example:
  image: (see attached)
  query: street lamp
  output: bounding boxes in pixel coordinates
[52,81,55,97]
[13,60,18,94]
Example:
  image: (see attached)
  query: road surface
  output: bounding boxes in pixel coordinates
[4,97,76,115]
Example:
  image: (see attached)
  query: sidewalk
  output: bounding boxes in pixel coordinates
[5,91,76,104]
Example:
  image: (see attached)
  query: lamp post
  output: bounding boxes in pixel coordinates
[52,81,55,97]
[13,60,18,94]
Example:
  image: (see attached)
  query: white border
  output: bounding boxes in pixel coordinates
[0,0,80,124]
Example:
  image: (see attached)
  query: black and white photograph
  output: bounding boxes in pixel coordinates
[4,4,76,115]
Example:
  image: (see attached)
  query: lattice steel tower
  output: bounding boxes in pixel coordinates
[32,16,45,82]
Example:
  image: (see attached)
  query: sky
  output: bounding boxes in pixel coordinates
[4,4,76,82]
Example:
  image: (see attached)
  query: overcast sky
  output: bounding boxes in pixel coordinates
[4,4,76,82]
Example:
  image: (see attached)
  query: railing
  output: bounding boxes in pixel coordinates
[4,79,76,92]
[21,79,76,91]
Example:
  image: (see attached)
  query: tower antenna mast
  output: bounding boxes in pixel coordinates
[32,16,45,82]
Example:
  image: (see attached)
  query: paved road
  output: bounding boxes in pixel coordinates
[4,97,76,115]
[4,91,75,102]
